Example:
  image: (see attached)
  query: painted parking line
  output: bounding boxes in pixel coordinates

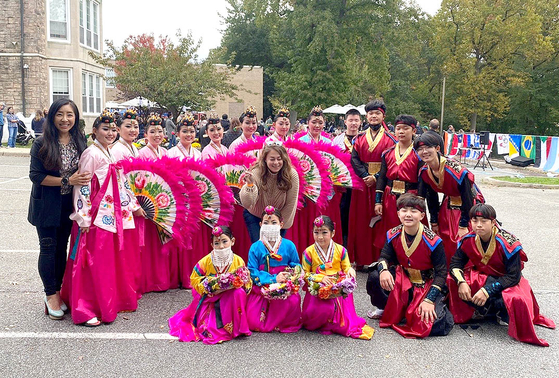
[0,176,29,184]
[0,332,177,340]
[0,250,39,253]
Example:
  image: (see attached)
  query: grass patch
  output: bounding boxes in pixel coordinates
[493,176,559,185]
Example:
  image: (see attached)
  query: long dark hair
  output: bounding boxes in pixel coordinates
[39,99,87,170]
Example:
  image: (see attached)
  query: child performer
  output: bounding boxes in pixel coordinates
[415,132,484,265]
[369,194,454,338]
[167,114,202,160]
[111,108,140,160]
[375,115,424,247]
[138,115,167,159]
[302,215,374,340]
[246,206,302,333]
[229,106,258,152]
[349,99,396,266]
[448,204,555,346]
[168,226,252,344]
[266,107,291,143]
[201,115,228,159]
[62,112,144,326]
[137,115,172,292]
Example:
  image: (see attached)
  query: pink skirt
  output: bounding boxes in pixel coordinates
[61,225,138,324]
[246,286,302,333]
[138,218,172,293]
[302,292,374,339]
[168,288,251,344]
[179,226,212,289]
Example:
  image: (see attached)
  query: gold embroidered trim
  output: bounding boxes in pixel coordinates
[476,226,498,265]
[401,223,424,258]
[394,143,414,165]
[366,126,385,153]
[368,162,381,175]
[427,156,446,190]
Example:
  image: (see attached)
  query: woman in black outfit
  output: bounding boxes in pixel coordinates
[28,99,90,319]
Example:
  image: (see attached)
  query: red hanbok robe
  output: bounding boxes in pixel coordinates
[448,228,555,347]
[379,224,448,338]
[419,157,484,265]
[376,145,425,248]
[349,127,396,265]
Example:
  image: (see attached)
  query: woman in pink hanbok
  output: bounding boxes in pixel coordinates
[168,226,252,344]
[265,107,291,143]
[229,106,258,152]
[61,112,144,326]
[136,115,173,292]
[246,206,302,333]
[167,114,202,161]
[302,216,374,339]
[201,116,228,159]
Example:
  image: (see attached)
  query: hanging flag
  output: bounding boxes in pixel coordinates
[496,134,509,155]
[537,136,549,169]
[487,133,495,153]
[444,132,453,155]
[543,137,558,171]
[508,134,522,157]
[521,135,536,160]
[549,137,559,173]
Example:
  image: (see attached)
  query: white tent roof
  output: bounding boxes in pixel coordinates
[120,97,158,108]
[322,104,345,114]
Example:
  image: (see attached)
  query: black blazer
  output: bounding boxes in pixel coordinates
[27,137,65,227]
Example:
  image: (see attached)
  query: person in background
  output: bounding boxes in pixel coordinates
[222,117,242,148]
[221,114,230,131]
[448,125,455,133]
[6,107,20,148]
[162,113,177,148]
[0,102,5,147]
[428,119,440,134]
[32,109,46,138]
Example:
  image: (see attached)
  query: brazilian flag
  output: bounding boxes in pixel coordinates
[521,135,536,160]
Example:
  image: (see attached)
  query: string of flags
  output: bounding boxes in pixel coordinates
[443,132,559,172]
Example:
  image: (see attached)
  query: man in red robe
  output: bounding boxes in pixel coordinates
[349,99,395,266]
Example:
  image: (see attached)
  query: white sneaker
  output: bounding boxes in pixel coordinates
[367,308,384,319]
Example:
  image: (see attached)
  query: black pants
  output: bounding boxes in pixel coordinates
[339,189,352,247]
[366,266,396,310]
[36,194,73,296]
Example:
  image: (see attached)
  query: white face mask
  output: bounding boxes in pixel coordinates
[260,224,281,241]
[211,246,233,272]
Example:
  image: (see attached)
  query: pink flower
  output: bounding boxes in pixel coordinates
[196,180,208,194]
[135,175,146,190]
[122,209,130,219]
[155,192,170,209]
[105,195,114,204]
[337,173,349,183]
[300,159,311,174]
[322,156,331,168]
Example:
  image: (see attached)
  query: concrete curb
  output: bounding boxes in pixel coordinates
[0,149,31,157]
[482,176,559,190]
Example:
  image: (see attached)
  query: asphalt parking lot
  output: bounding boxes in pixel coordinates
[0,155,557,377]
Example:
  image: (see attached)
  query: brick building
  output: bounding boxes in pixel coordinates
[0,0,105,126]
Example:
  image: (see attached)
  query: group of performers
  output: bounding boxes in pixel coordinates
[34,100,554,347]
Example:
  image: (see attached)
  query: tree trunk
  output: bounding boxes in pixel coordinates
[470,112,477,133]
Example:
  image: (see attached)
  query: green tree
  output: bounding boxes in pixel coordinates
[434,0,554,131]
[94,32,238,116]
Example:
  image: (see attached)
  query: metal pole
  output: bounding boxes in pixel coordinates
[20,0,26,115]
[440,76,446,136]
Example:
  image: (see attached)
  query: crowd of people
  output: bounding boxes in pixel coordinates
[27,98,554,346]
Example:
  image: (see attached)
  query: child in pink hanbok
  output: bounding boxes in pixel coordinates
[246,206,302,333]
[168,226,252,344]
[61,112,144,326]
[301,215,374,339]
[229,106,258,152]
[111,109,140,160]
[167,114,202,160]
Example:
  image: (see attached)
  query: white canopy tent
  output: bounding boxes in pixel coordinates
[120,97,158,108]
[105,101,126,109]
[322,104,345,114]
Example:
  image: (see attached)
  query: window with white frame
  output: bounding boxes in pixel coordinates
[105,68,116,88]
[82,72,102,114]
[50,68,71,103]
[48,0,69,41]
[79,0,100,51]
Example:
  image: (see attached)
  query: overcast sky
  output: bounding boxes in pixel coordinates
[103,0,442,59]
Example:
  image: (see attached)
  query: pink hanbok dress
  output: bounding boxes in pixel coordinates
[136,144,175,292]
[61,141,141,324]
[168,254,251,344]
[166,142,202,289]
[246,238,302,332]
[301,243,374,339]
